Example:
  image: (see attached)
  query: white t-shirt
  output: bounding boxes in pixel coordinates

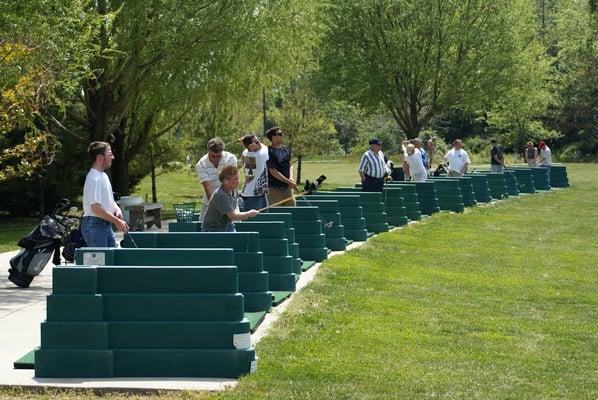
[83,168,116,217]
[444,148,470,173]
[539,147,552,166]
[241,144,269,197]
[196,151,238,199]
[404,148,427,176]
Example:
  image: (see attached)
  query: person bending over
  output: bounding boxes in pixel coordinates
[202,165,258,232]
[81,141,128,247]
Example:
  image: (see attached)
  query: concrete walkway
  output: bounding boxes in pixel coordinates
[0,223,370,393]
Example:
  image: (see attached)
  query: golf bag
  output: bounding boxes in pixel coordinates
[8,199,83,288]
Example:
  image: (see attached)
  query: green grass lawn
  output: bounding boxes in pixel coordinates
[0,163,596,399]
[0,217,37,253]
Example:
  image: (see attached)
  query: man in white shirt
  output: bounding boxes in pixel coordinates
[195,137,238,221]
[536,140,552,182]
[240,134,269,210]
[444,139,470,177]
[80,141,128,247]
[401,141,427,182]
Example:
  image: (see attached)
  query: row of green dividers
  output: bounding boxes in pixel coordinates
[509,168,536,193]
[388,182,441,215]
[473,172,509,199]
[423,179,465,212]
[512,166,551,190]
[268,206,329,262]
[303,194,369,241]
[249,213,304,273]
[36,248,255,378]
[351,185,409,227]
[503,170,521,196]
[550,164,569,187]
[167,220,300,292]
[429,176,478,207]
[463,174,493,202]
[296,199,347,251]
[121,232,274,307]
[332,189,390,233]
[384,184,422,221]
[235,221,300,292]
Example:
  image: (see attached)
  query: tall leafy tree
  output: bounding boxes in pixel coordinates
[318,0,545,138]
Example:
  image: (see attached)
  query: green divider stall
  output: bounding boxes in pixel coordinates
[429,177,477,207]
[120,232,273,308]
[37,249,255,378]
[350,185,409,226]
[472,172,509,199]
[249,213,303,272]
[267,206,329,262]
[303,194,369,241]
[463,174,493,202]
[386,182,441,215]
[382,183,422,221]
[528,166,551,190]
[503,170,521,196]
[508,168,536,193]
[421,179,465,212]
[549,164,569,187]
[295,199,347,251]
[331,189,390,233]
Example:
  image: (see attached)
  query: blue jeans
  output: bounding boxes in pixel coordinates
[80,216,116,247]
[240,195,267,211]
[491,164,504,173]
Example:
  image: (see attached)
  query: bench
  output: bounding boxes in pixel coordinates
[126,202,163,230]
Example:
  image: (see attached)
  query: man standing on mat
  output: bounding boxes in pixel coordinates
[81,141,128,247]
[536,140,552,182]
[266,126,297,206]
[490,138,506,173]
[358,138,390,192]
[240,133,269,211]
[196,137,237,221]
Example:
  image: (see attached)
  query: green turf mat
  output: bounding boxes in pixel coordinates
[271,291,293,306]
[245,311,268,333]
[14,349,35,369]
[302,260,316,271]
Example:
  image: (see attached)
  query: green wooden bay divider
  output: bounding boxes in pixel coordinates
[167,221,301,292]
[462,174,493,202]
[120,232,273,309]
[428,176,477,207]
[36,248,255,378]
[295,199,347,251]
[386,182,441,215]
[508,168,536,193]
[302,194,369,241]
[471,172,509,200]
[419,179,465,212]
[550,164,569,187]
[329,189,390,233]
[511,166,551,190]
[269,206,329,262]
[379,184,422,221]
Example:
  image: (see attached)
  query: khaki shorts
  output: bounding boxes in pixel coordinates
[267,186,296,207]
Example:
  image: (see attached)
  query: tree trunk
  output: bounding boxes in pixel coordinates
[110,125,130,195]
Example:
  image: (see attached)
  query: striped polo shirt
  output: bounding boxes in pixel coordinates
[358,150,387,178]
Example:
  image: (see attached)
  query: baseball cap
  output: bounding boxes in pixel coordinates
[369,138,382,145]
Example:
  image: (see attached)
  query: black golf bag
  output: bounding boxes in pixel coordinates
[8,199,84,288]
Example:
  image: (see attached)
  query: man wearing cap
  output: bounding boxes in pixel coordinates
[444,139,470,177]
[196,137,238,221]
[265,126,297,206]
[358,138,391,192]
[240,133,269,211]
[536,140,552,181]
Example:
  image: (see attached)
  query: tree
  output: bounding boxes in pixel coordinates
[271,84,337,185]
[61,0,324,195]
[318,0,546,138]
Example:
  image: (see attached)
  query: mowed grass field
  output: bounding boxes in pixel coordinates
[1,163,596,399]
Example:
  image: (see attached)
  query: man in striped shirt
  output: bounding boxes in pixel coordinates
[358,138,391,192]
